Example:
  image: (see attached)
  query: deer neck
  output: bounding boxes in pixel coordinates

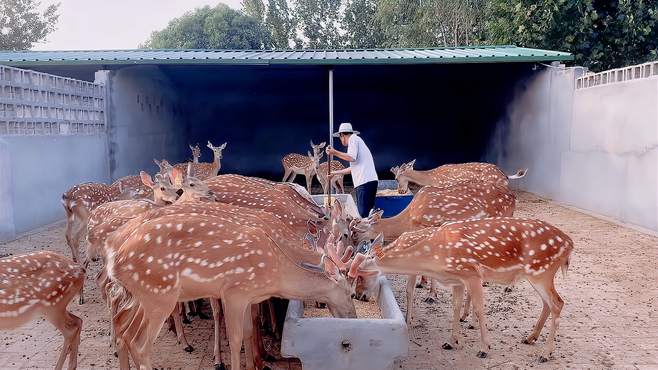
[374,211,411,242]
[403,170,434,187]
[211,152,221,175]
[273,249,344,302]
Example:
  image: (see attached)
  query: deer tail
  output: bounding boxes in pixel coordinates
[560,255,571,280]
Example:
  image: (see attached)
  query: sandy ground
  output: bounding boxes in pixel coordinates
[1,191,657,369]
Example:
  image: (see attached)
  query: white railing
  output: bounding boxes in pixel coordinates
[0,65,106,136]
[576,60,658,89]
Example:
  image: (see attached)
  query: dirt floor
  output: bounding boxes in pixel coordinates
[1,191,658,369]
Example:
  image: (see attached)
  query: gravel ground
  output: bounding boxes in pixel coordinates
[1,191,657,369]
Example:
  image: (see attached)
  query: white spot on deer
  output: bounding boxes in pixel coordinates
[143,233,151,242]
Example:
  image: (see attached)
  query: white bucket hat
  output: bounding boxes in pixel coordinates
[333,122,360,137]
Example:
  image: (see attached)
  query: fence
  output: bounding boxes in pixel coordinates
[576,60,658,89]
[0,65,106,136]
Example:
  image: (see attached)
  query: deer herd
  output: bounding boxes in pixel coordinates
[0,139,575,370]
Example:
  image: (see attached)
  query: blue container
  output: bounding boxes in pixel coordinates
[374,195,413,218]
[374,180,413,218]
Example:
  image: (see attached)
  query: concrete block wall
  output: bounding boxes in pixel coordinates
[103,66,189,180]
[1,65,110,241]
[488,65,658,232]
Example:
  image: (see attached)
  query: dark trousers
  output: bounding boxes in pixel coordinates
[355,180,378,218]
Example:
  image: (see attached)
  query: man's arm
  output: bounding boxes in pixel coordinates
[326,146,355,162]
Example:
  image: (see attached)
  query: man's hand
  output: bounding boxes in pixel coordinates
[326,146,337,156]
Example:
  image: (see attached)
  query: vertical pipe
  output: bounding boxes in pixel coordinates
[328,68,334,207]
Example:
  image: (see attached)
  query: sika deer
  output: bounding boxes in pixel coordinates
[350,217,573,362]
[0,251,84,370]
[189,141,227,179]
[61,181,140,263]
[282,140,326,193]
[172,143,204,173]
[349,181,516,324]
[391,160,528,194]
[106,211,356,370]
[309,151,345,194]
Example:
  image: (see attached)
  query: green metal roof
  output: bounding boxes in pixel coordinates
[0,45,573,67]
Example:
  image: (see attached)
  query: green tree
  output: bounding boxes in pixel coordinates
[343,0,384,48]
[0,0,60,50]
[484,0,658,71]
[293,0,343,48]
[142,4,271,49]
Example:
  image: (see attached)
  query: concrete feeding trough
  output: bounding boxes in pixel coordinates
[281,275,408,370]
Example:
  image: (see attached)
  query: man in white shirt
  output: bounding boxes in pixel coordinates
[326,122,379,217]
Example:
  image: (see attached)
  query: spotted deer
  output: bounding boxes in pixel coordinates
[392,160,528,194]
[350,217,573,362]
[61,181,140,263]
[172,143,205,174]
[309,151,345,194]
[111,175,153,199]
[103,191,347,370]
[282,140,326,193]
[106,209,356,370]
[0,251,84,370]
[89,169,215,356]
[191,143,201,163]
[349,181,516,324]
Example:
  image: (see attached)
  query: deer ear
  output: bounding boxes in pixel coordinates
[186,162,192,177]
[207,140,213,149]
[370,209,383,222]
[319,142,326,149]
[189,144,194,151]
[140,171,154,188]
[390,166,399,175]
[310,140,315,148]
[153,158,160,166]
[330,200,343,220]
[369,233,385,258]
[307,150,312,158]
[220,142,227,150]
[408,159,416,169]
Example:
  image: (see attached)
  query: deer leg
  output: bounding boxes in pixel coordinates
[466,277,491,358]
[174,303,194,352]
[210,298,226,370]
[405,275,416,326]
[305,173,313,194]
[282,168,292,182]
[45,308,82,370]
[223,299,249,370]
[416,275,428,289]
[429,278,439,298]
[460,290,474,328]
[267,299,279,339]
[246,304,267,370]
[182,301,192,324]
[528,277,564,362]
[338,177,345,194]
[442,284,465,351]
[127,305,170,370]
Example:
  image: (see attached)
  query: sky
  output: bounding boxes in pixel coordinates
[32,0,243,50]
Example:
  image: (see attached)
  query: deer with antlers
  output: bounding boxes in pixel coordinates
[0,251,84,370]
[282,140,326,193]
[105,201,355,370]
[61,181,142,264]
[349,180,516,324]
[391,160,528,194]
[350,217,573,362]
[172,143,205,174]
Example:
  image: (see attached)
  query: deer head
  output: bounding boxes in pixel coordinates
[310,140,326,157]
[348,209,384,246]
[189,143,201,162]
[207,141,228,159]
[139,171,179,205]
[347,233,385,301]
[391,159,416,194]
[177,173,217,203]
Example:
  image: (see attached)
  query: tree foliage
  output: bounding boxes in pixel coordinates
[0,0,60,50]
[145,0,658,71]
[142,4,270,49]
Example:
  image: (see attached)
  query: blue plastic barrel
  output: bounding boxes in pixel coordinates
[374,180,413,218]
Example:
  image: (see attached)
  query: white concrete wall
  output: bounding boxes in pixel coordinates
[105,66,189,180]
[0,135,110,241]
[488,67,658,231]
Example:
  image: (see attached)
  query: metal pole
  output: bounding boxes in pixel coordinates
[328,68,334,208]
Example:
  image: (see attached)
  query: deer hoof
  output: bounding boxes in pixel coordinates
[523,336,536,345]
[539,355,549,363]
[467,324,476,330]
[423,297,435,304]
[79,296,84,305]
[476,351,488,358]
[113,352,118,358]
[441,342,453,350]
[215,363,227,370]
[415,283,424,289]
[504,286,513,293]
[182,317,192,325]
[459,318,466,323]
[184,345,194,353]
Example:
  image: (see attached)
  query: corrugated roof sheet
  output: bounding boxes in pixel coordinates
[0,46,573,66]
